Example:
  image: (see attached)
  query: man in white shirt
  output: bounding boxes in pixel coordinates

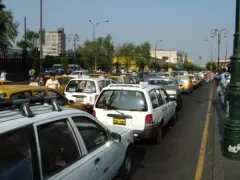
[45,73,60,89]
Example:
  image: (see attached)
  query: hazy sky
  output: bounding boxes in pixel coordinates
[4,0,235,64]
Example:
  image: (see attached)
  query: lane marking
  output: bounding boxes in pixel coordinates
[195,85,213,180]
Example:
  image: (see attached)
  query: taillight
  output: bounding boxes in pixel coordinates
[145,114,153,125]
[95,95,98,102]
[92,110,96,117]
[86,103,91,109]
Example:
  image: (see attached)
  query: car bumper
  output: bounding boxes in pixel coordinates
[133,124,160,139]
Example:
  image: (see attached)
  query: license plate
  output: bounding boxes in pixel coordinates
[113,118,126,125]
[76,97,84,102]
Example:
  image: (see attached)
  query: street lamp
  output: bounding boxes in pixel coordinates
[88,20,109,40]
[68,34,79,69]
[223,0,240,160]
[154,40,162,71]
[211,28,228,70]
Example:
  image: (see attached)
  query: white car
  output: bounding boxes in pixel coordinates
[64,78,115,109]
[93,84,177,143]
[0,98,134,180]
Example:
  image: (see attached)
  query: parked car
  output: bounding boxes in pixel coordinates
[93,84,177,143]
[0,99,134,180]
[175,75,193,94]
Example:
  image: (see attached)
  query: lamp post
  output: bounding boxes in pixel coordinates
[205,39,213,71]
[68,34,79,69]
[223,0,240,160]
[211,28,228,70]
[154,40,162,71]
[88,20,109,40]
[225,36,233,63]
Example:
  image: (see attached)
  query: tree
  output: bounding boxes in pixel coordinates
[119,43,135,71]
[60,57,69,71]
[102,34,114,72]
[135,42,151,70]
[16,29,39,51]
[0,1,19,52]
[206,61,217,71]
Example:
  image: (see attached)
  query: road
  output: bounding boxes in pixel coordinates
[130,83,212,180]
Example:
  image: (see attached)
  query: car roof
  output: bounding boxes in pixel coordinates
[70,78,111,81]
[0,105,86,134]
[102,84,161,91]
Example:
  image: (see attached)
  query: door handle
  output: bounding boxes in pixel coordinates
[94,157,100,165]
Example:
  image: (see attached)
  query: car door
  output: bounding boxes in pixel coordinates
[34,118,94,180]
[69,115,123,180]
[155,88,168,126]
[160,88,175,123]
[149,89,162,124]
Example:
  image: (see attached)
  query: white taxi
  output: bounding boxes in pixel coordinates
[0,98,134,180]
[93,84,177,143]
[64,78,115,111]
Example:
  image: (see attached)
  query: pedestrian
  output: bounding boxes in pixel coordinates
[38,76,46,86]
[45,73,60,89]
[0,70,7,80]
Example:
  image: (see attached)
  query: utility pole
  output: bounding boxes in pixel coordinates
[39,0,43,70]
[68,34,79,69]
[223,0,240,160]
[88,20,109,40]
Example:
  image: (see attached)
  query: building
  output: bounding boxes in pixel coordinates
[150,49,188,64]
[40,28,66,57]
[215,59,230,69]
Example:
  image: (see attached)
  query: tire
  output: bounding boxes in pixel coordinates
[118,147,132,180]
[152,123,163,144]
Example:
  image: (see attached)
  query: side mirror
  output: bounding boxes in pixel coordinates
[110,132,121,142]
[68,100,74,104]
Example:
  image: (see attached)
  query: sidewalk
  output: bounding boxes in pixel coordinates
[203,87,240,180]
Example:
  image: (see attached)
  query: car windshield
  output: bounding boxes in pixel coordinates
[66,80,96,93]
[148,79,176,86]
[95,90,147,111]
[70,71,81,75]
[108,77,123,84]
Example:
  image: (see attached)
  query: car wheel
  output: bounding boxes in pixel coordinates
[118,147,132,180]
[152,123,163,144]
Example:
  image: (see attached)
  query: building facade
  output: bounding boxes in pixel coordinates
[150,49,187,64]
[40,28,66,57]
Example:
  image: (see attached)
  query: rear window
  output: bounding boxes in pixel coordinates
[57,78,72,85]
[148,79,176,86]
[176,78,188,84]
[66,80,96,93]
[95,90,147,111]
[108,77,123,84]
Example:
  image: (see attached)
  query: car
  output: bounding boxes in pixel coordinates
[175,75,193,93]
[0,98,134,180]
[64,77,115,112]
[93,84,177,143]
[145,77,182,109]
[187,74,199,89]
[0,85,87,111]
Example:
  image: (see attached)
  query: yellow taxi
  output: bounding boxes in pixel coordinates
[175,75,193,93]
[44,75,73,93]
[108,74,137,84]
[0,80,15,85]
[0,85,87,111]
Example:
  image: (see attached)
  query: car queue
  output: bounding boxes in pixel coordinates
[0,70,205,180]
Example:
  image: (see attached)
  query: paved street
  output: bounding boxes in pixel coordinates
[130,83,212,180]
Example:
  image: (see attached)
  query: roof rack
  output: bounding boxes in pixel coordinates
[0,96,62,118]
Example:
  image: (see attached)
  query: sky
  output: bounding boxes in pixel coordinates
[3,0,235,64]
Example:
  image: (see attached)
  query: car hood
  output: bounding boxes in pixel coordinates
[162,85,178,91]
[107,125,132,136]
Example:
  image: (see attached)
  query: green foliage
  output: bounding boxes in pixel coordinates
[0,1,19,52]
[60,57,69,71]
[16,29,39,50]
[134,42,151,70]
[119,43,135,70]
[206,61,217,71]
